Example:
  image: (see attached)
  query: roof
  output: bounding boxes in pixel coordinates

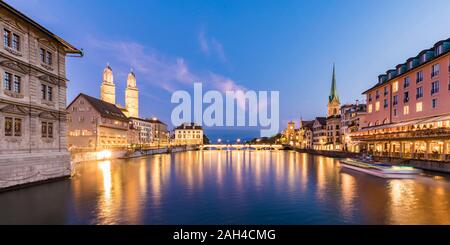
[329,63,339,103]
[363,38,450,94]
[68,93,128,121]
[175,122,203,130]
[301,120,314,129]
[315,117,327,125]
[147,118,167,125]
[0,1,82,55]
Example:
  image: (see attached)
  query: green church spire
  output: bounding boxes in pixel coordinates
[329,63,339,103]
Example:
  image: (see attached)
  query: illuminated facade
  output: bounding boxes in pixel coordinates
[284,121,296,145]
[326,64,342,151]
[352,38,450,161]
[174,122,203,145]
[0,1,81,188]
[340,102,366,152]
[312,117,327,150]
[67,94,129,150]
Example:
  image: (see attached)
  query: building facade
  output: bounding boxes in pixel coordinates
[0,2,82,188]
[149,118,169,146]
[298,120,314,149]
[284,121,296,145]
[67,94,129,150]
[326,64,342,151]
[312,117,327,150]
[174,122,204,145]
[352,38,450,160]
[340,102,366,152]
[129,117,152,146]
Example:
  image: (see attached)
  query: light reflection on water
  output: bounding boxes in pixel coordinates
[0,150,450,224]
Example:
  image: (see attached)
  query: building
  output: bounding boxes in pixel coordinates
[100,64,139,118]
[352,38,450,160]
[173,122,204,145]
[326,64,342,151]
[284,121,296,145]
[312,117,327,150]
[0,2,82,188]
[148,117,169,146]
[129,117,152,146]
[67,93,129,150]
[340,102,366,152]
[298,120,314,149]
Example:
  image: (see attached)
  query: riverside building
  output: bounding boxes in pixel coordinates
[352,38,450,161]
[0,2,82,188]
[173,122,203,146]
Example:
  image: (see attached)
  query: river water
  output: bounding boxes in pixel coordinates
[0,150,449,224]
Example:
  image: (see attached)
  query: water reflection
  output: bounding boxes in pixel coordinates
[0,150,449,224]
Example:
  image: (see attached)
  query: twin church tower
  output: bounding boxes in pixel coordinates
[100,64,139,118]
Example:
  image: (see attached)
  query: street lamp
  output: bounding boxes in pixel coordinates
[218,138,222,144]
[237,138,241,144]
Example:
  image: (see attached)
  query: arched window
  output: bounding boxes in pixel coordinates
[383,118,388,125]
[375,120,380,126]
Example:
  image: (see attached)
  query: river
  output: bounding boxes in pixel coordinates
[0,150,449,224]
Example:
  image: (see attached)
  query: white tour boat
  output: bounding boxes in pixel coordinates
[339,158,422,179]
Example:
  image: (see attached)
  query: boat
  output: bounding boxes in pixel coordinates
[339,158,422,179]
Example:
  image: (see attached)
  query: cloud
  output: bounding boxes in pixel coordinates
[88,37,240,93]
[198,28,227,63]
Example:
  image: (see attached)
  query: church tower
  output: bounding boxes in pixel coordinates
[125,69,139,118]
[100,64,116,105]
[327,64,340,117]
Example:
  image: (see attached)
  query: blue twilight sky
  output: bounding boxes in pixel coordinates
[5,0,450,140]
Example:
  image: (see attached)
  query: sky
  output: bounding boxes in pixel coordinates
[6,0,450,141]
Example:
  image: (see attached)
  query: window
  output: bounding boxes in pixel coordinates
[384,86,389,95]
[394,108,397,116]
[41,84,54,101]
[4,117,22,137]
[384,99,388,108]
[3,29,20,51]
[431,81,439,95]
[3,72,11,91]
[416,102,423,112]
[375,101,380,112]
[432,99,438,109]
[3,29,11,47]
[392,82,398,93]
[13,75,20,93]
[368,94,372,102]
[41,122,53,138]
[376,90,380,99]
[416,87,423,99]
[403,77,410,88]
[393,95,398,106]
[404,91,409,103]
[416,71,423,83]
[431,64,440,77]
[368,104,373,113]
[40,48,53,65]
[437,45,444,56]
[12,34,20,51]
[403,105,409,115]
[41,84,46,100]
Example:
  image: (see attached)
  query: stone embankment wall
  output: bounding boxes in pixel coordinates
[0,152,71,190]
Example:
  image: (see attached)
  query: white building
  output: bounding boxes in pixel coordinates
[174,123,203,145]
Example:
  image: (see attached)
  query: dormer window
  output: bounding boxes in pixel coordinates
[421,54,427,63]
[437,45,444,56]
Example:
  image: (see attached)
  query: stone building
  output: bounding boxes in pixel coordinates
[284,120,296,145]
[326,64,342,151]
[0,2,82,189]
[173,122,204,145]
[148,117,169,146]
[298,120,314,149]
[67,93,129,150]
[312,117,327,150]
[100,64,139,118]
[129,117,152,146]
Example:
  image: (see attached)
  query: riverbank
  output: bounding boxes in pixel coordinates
[70,145,200,163]
[294,148,450,173]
